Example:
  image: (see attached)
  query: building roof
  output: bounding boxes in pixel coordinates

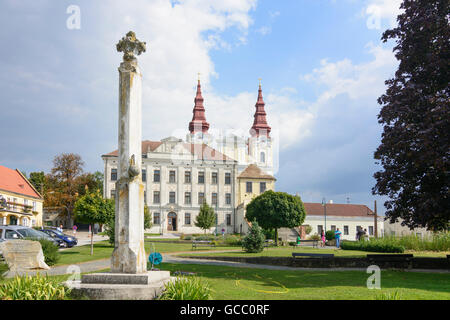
[303,202,374,217]
[238,164,276,180]
[103,140,236,162]
[102,140,163,157]
[0,165,43,200]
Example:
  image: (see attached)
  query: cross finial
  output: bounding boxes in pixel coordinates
[258,78,262,86]
[116,31,146,62]
[198,72,201,83]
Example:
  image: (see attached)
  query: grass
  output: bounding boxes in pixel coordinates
[55,240,238,266]
[159,262,450,300]
[179,245,450,258]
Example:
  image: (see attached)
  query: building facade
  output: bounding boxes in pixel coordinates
[302,202,384,241]
[102,80,274,235]
[0,165,43,227]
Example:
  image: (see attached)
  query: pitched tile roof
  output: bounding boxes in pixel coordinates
[0,165,42,199]
[102,140,163,157]
[303,202,374,217]
[103,140,235,162]
[238,164,276,180]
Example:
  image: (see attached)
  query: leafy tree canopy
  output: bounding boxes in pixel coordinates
[194,202,216,234]
[373,0,449,231]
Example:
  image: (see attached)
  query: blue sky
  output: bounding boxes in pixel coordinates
[0,0,403,212]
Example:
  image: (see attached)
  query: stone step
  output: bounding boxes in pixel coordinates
[81,271,170,285]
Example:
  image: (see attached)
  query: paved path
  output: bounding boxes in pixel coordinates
[6,248,448,278]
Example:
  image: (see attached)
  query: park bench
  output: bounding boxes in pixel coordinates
[293,239,319,249]
[264,240,276,250]
[292,252,334,258]
[192,240,216,250]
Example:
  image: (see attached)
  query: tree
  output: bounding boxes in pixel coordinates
[242,220,265,253]
[373,0,450,231]
[27,171,46,194]
[105,204,153,245]
[73,191,114,254]
[47,153,85,227]
[246,190,306,245]
[144,205,152,230]
[194,202,216,234]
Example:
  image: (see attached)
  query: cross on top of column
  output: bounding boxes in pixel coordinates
[116,31,146,62]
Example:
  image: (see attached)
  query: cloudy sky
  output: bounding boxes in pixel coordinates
[0,0,403,212]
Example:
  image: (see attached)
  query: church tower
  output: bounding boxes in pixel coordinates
[187,79,211,144]
[248,82,273,174]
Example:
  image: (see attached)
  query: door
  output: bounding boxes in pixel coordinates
[167,212,177,231]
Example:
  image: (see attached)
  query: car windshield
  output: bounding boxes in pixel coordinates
[17,228,52,239]
[50,229,64,236]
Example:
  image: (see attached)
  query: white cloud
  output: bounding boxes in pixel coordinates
[363,0,403,29]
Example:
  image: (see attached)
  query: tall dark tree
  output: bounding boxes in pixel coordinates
[373,0,449,231]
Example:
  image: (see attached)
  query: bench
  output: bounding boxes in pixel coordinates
[292,253,334,258]
[293,239,319,249]
[192,240,216,250]
[264,240,276,250]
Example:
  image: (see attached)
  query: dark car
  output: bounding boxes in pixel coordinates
[41,229,77,248]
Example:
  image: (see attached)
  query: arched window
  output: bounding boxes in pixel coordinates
[260,152,265,163]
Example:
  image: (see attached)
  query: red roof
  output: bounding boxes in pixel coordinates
[303,203,374,217]
[0,165,42,199]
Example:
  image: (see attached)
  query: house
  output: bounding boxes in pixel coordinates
[0,165,43,227]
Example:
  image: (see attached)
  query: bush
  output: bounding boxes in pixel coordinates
[325,230,335,241]
[242,221,265,253]
[104,218,115,245]
[0,263,9,280]
[26,238,60,266]
[262,228,276,240]
[0,274,70,300]
[224,234,242,246]
[158,276,211,300]
[309,233,321,241]
[304,225,312,235]
[340,240,405,253]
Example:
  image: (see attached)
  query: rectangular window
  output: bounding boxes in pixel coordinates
[169,192,176,204]
[225,172,231,184]
[185,171,191,183]
[318,225,323,235]
[260,182,266,193]
[198,172,205,184]
[369,226,374,236]
[226,214,231,226]
[331,225,336,231]
[344,226,349,235]
[185,192,191,205]
[211,172,218,184]
[212,193,218,205]
[356,226,362,233]
[111,169,117,181]
[154,170,160,182]
[142,169,147,182]
[246,182,252,193]
[198,192,205,204]
[32,201,36,211]
[225,193,231,205]
[185,213,191,225]
[110,190,116,199]
[153,191,160,204]
[153,212,160,225]
[169,170,176,183]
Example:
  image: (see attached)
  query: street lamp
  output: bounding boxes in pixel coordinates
[321,197,327,232]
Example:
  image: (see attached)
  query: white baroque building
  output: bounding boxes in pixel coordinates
[102,80,274,234]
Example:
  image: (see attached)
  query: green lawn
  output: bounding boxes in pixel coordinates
[159,262,450,300]
[180,245,450,258]
[56,240,238,266]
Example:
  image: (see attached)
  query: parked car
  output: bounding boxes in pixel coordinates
[41,228,77,248]
[0,225,63,247]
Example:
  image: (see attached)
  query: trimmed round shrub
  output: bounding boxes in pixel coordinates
[325,230,335,241]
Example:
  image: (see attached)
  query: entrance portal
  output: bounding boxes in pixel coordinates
[167,212,177,231]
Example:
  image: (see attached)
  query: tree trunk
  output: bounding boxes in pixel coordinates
[275,228,278,246]
[90,223,94,255]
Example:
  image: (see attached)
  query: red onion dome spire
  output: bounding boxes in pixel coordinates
[250,80,271,137]
[189,78,210,134]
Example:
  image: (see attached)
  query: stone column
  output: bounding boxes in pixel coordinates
[111,31,147,274]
